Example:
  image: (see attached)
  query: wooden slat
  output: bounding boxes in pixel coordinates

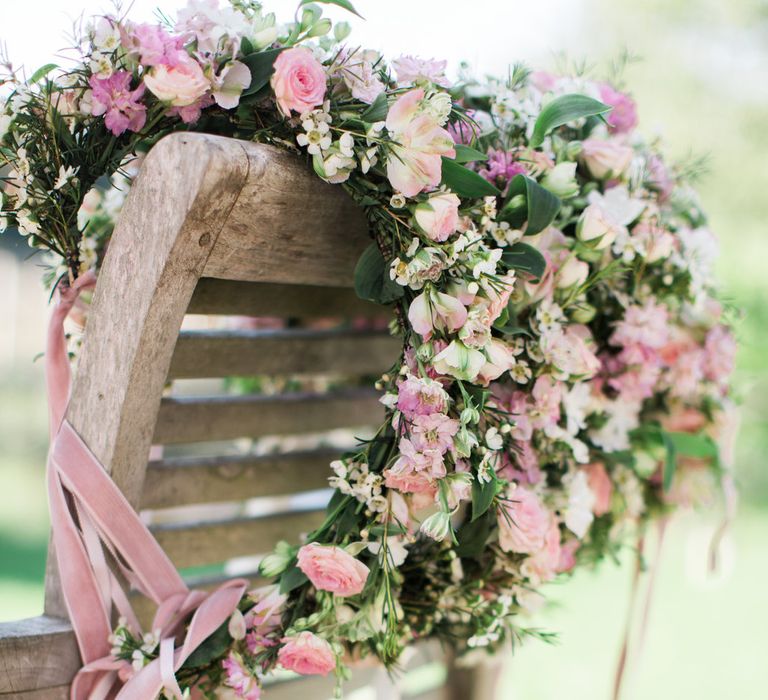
[168,328,400,379]
[153,388,384,444]
[0,617,79,694]
[188,279,388,318]
[203,143,370,286]
[141,448,339,509]
[0,687,70,699]
[151,509,326,569]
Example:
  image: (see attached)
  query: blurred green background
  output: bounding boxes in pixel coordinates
[0,0,766,698]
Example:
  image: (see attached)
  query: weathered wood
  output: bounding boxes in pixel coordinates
[46,133,252,617]
[151,509,327,569]
[188,279,387,317]
[141,449,339,509]
[168,328,400,379]
[153,388,384,444]
[0,687,70,699]
[0,617,79,694]
[202,143,370,286]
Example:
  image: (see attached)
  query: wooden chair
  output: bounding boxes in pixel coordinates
[0,134,496,699]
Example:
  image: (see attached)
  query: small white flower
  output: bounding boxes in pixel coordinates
[91,17,121,52]
[338,132,355,158]
[89,52,113,80]
[390,193,406,209]
[53,165,79,191]
[509,360,532,384]
[485,427,503,451]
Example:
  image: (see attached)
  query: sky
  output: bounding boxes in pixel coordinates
[1,0,586,81]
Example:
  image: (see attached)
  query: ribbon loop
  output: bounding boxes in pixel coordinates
[44,277,249,699]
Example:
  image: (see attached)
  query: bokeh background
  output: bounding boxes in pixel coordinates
[1,1,766,698]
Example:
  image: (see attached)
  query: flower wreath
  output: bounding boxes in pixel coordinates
[0,1,739,698]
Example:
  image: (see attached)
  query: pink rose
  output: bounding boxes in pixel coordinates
[278,631,336,676]
[296,543,369,597]
[271,47,327,116]
[144,53,209,107]
[385,88,456,197]
[582,462,613,516]
[580,138,633,180]
[414,192,460,242]
[557,538,580,573]
[498,487,551,554]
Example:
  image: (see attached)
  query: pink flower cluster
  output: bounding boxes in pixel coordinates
[384,374,459,496]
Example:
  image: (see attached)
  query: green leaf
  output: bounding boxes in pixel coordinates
[660,430,720,492]
[299,0,363,18]
[455,510,494,558]
[471,476,500,521]
[240,36,254,56]
[279,563,309,594]
[29,63,57,84]
[661,431,677,493]
[181,621,230,669]
[665,431,720,459]
[360,92,388,122]
[353,243,404,305]
[499,174,561,235]
[501,242,547,280]
[530,93,612,148]
[453,144,488,164]
[440,157,500,198]
[240,48,284,97]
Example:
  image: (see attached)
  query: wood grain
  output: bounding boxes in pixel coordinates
[202,143,370,286]
[168,328,400,379]
[141,448,340,509]
[0,617,78,694]
[188,279,387,318]
[153,388,385,444]
[150,508,326,569]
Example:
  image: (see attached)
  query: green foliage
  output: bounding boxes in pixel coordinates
[298,0,363,18]
[501,242,547,280]
[453,144,488,163]
[530,93,612,148]
[241,48,284,96]
[440,157,501,197]
[499,174,561,235]
[353,243,404,304]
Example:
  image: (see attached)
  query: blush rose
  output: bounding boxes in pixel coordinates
[271,47,327,116]
[296,543,369,597]
[277,631,336,676]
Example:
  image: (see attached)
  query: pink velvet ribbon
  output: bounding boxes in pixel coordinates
[45,273,247,699]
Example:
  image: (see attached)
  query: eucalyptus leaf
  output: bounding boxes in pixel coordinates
[441,157,500,198]
[530,93,612,148]
[453,144,488,164]
[501,242,547,280]
[499,174,561,235]
[661,431,677,492]
[241,48,284,97]
[353,243,403,304]
[299,0,363,18]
